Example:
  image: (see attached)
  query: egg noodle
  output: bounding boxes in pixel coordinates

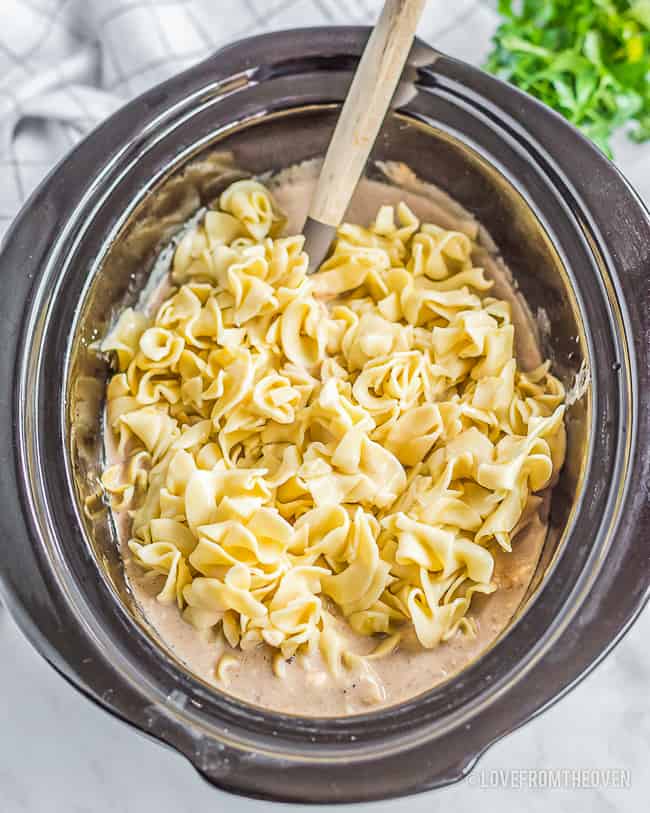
[101,179,566,676]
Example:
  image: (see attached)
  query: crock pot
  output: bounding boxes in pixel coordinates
[0,27,648,804]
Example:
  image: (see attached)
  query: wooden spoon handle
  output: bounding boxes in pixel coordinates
[307,0,427,229]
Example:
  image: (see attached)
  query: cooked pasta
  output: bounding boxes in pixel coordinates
[101,178,566,676]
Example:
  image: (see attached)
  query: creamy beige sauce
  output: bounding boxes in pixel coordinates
[110,162,551,717]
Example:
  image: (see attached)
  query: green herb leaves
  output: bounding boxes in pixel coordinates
[485,0,650,157]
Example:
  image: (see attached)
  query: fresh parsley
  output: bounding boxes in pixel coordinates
[485,0,650,157]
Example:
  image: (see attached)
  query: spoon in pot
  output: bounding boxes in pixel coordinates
[303,0,427,273]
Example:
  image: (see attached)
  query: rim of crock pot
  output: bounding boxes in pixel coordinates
[0,28,646,801]
[53,61,624,740]
[7,30,636,734]
[29,106,622,743]
[21,93,626,742]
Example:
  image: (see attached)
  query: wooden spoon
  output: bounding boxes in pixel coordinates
[304,0,427,272]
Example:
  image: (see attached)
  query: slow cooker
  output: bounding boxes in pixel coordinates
[0,27,648,803]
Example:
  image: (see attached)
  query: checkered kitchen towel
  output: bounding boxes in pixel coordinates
[1,0,648,239]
